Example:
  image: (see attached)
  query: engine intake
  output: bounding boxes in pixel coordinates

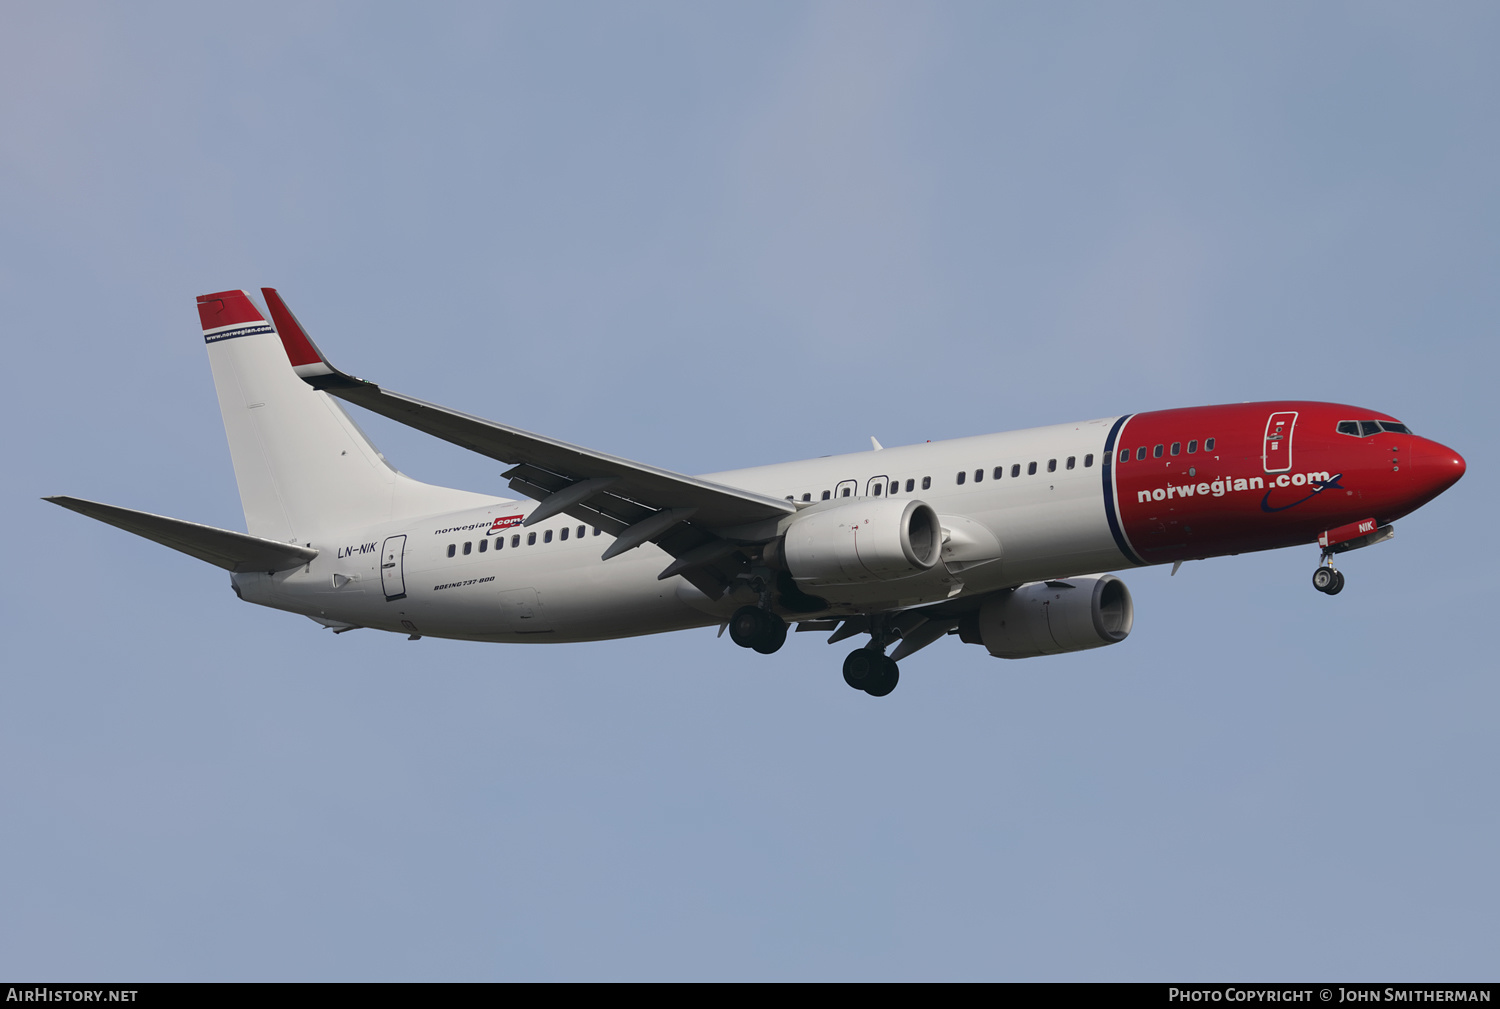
[960,575,1134,659]
[774,498,942,586]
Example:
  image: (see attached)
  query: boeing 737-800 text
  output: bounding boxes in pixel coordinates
[46,289,1467,696]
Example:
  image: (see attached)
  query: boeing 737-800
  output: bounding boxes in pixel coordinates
[47,289,1467,697]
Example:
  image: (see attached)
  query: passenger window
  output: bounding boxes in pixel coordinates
[802,493,811,502]
[841,487,851,497]
[544,529,553,543]
[511,535,520,548]
[1011,464,1020,478]
[479,539,487,553]
[1085,454,1094,467]
[905,479,914,492]
[1171,442,1181,456]
[496,537,504,550]
[822,490,831,501]
[593,527,602,536]
[956,471,966,485]
[1136,447,1147,461]
[785,495,793,501]
[447,544,455,558]
[993,466,1003,480]
[1066,456,1075,470]
[1153,444,1163,458]
[1119,450,1129,463]
[1048,459,1057,472]
[974,469,983,483]
[1206,437,1216,451]
[578,525,585,538]
[463,542,472,555]
[1027,461,1037,475]
[873,484,883,495]
[890,482,898,495]
[1337,421,1360,436]
[922,476,931,490]
[527,532,536,546]
[1187,440,1198,454]
[560,527,569,541]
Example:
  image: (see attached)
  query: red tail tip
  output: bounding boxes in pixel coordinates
[197,290,265,330]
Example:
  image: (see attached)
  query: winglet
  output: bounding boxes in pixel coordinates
[262,287,344,382]
[197,290,273,345]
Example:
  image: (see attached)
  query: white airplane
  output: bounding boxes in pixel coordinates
[48,289,1466,697]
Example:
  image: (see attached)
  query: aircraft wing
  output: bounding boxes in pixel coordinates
[45,496,319,573]
[263,289,795,597]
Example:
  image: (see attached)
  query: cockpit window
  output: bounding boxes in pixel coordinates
[1339,419,1411,437]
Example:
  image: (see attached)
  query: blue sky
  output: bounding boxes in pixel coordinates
[3,2,1495,980]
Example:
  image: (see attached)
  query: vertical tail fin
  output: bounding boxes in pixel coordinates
[198,289,485,541]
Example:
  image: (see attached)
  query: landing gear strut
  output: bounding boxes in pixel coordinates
[842,647,899,696]
[728,603,902,697]
[728,605,788,654]
[1312,555,1345,596]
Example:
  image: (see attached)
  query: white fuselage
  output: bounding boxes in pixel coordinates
[233,415,1133,642]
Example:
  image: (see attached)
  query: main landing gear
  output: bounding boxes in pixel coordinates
[1312,556,1345,596]
[728,605,788,654]
[842,646,899,697]
[728,604,902,697]
[839,612,900,697]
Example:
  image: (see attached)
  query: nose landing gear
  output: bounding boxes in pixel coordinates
[1312,557,1345,595]
[1311,518,1396,596]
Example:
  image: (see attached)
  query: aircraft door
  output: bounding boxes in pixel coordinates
[1262,411,1298,474]
[865,475,890,497]
[834,479,858,499]
[380,535,407,601]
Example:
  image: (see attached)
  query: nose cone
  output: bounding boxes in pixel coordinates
[1419,438,1466,497]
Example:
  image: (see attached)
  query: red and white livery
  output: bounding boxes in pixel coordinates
[47,289,1467,697]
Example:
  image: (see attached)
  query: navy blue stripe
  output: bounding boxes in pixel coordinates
[1101,414,1145,566]
[204,323,274,344]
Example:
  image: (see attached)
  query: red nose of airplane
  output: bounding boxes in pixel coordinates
[1417,438,1466,498]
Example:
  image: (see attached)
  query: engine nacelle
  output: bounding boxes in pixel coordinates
[959,575,1134,659]
[775,498,943,586]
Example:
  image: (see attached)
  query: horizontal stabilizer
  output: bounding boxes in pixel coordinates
[45,496,319,573]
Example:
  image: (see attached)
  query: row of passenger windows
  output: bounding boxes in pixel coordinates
[1119,438,1215,463]
[1338,420,1410,436]
[956,454,1093,485]
[446,524,603,558]
[786,476,934,502]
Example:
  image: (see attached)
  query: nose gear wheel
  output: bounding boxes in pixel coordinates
[1312,565,1345,595]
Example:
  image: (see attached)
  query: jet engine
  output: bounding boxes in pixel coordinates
[766,498,943,586]
[959,575,1134,659]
